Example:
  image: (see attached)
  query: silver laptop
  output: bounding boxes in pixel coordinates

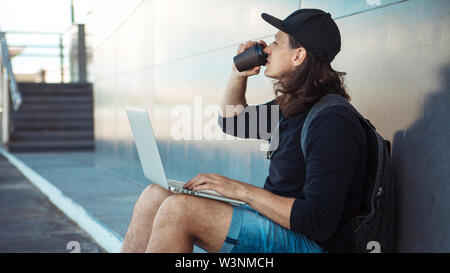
[126,107,245,205]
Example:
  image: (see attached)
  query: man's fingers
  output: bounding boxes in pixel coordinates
[241,40,256,51]
[185,180,204,189]
[193,184,212,191]
[184,174,201,188]
[237,43,245,53]
[244,66,261,76]
[244,40,253,47]
[185,174,212,189]
[259,40,267,47]
[237,40,266,55]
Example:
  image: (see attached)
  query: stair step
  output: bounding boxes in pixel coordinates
[11,130,94,141]
[18,102,92,112]
[19,89,92,96]
[18,82,92,87]
[19,88,92,96]
[22,96,92,104]
[13,112,93,120]
[17,83,92,93]
[11,83,95,152]
[13,120,93,130]
[7,139,94,153]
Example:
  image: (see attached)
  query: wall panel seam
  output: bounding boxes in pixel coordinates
[93,0,146,50]
[332,0,409,21]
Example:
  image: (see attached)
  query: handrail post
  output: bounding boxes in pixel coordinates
[59,33,64,83]
[0,32,21,111]
[1,64,9,145]
[78,24,86,83]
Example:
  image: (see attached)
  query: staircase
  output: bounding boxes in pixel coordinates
[6,82,94,152]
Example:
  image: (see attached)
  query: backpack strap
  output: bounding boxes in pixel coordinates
[301,94,387,222]
[300,94,377,159]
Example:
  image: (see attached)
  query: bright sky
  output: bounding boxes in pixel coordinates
[0,0,92,79]
[0,0,72,33]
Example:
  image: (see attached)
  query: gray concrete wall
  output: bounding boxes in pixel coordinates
[303,0,450,252]
[92,0,298,188]
[92,0,449,252]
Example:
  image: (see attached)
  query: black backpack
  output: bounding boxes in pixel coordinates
[301,94,396,253]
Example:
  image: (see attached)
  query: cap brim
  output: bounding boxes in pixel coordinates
[261,13,290,34]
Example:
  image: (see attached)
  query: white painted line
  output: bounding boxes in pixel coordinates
[0,148,123,253]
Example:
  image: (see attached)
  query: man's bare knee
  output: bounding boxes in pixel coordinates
[156,194,191,218]
[134,184,173,215]
[152,194,233,252]
[141,184,172,201]
[122,184,173,253]
[153,195,195,230]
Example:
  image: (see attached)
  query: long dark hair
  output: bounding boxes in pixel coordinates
[274,35,350,118]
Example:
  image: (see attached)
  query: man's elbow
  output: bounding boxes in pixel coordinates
[311,224,337,242]
[291,207,340,242]
[312,212,341,242]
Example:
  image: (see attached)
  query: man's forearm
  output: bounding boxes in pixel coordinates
[220,74,248,117]
[241,183,295,230]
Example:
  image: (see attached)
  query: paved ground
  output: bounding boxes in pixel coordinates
[11,151,144,240]
[0,155,104,253]
[3,151,206,253]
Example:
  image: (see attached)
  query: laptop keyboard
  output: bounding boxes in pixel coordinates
[167,179,221,196]
[167,179,186,189]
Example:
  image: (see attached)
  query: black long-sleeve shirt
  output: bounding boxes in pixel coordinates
[218,99,367,252]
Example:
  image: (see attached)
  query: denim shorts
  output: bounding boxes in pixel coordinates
[218,204,324,253]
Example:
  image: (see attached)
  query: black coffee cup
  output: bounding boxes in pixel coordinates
[233,43,268,72]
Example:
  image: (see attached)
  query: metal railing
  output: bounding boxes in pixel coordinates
[2,30,66,83]
[1,31,23,145]
[0,32,22,111]
[0,26,87,145]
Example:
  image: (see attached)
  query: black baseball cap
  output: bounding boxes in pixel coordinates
[261,8,341,63]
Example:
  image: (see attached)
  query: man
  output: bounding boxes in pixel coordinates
[121,8,367,253]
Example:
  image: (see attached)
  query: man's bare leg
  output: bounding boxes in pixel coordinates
[146,194,233,253]
[121,184,173,253]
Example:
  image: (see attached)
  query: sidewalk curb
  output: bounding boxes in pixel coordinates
[0,147,123,253]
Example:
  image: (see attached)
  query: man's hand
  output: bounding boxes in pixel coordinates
[232,40,268,79]
[185,173,295,230]
[183,173,253,202]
